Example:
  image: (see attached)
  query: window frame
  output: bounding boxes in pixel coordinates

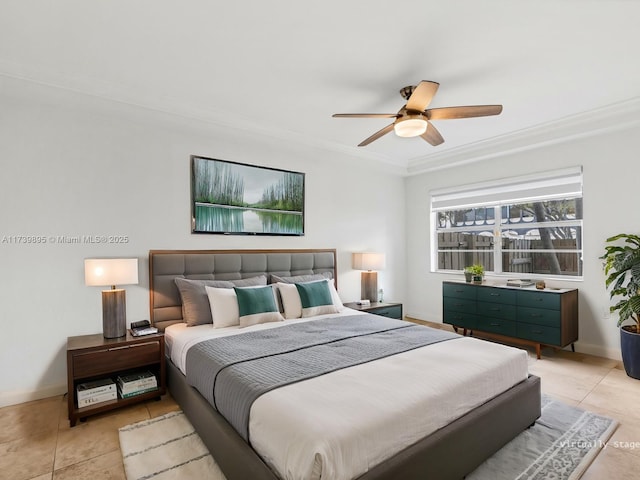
[430,167,584,280]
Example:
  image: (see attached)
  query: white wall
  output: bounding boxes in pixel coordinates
[0,77,406,406]
[405,124,640,360]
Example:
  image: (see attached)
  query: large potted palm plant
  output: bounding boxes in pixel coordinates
[602,233,640,379]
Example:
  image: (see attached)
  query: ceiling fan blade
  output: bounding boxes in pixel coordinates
[420,121,444,146]
[332,113,397,118]
[427,105,503,120]
[406,80,439,111]
[358,123,395,147]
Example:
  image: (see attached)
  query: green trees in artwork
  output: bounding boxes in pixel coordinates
[257,172,304,212]
[194,159,245,207]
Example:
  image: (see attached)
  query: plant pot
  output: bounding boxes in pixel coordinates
[472,275,483,284]
[620,325,640,379]
[464,272,473,283]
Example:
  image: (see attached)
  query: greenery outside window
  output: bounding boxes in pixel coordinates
[431,167,583,279]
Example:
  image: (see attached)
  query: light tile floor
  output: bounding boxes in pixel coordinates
[3,333,640,480]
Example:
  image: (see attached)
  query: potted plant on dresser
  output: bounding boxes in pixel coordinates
[602,233,640,379]
[465,264,485,284]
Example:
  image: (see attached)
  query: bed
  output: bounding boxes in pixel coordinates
[149,248,541,480]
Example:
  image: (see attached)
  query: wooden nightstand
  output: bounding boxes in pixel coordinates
[66,332,166,426]
[344,301,403,320]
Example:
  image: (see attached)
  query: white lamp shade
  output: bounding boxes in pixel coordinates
[84,258,139,287]
[352,252,385,271]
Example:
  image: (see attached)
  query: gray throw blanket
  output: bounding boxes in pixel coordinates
[185,314,458,441]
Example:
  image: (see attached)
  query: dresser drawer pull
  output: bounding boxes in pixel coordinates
[490,307,502,311]
[454,303,464,307]
[490,322,501,327]
[529,313,542,318]
[531,329,543,334]
[490,293,500,296]
[455,289,464,293]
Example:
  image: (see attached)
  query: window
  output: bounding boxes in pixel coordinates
[431,167,583,278]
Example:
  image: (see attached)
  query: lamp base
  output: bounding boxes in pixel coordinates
[361,271,378,303]
[102,289,126,338]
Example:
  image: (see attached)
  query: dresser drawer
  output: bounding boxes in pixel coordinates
[517,290,561,310]
[443,312,477,330]
[443,283,477,300]
[517,306,561,327]
[443,297,477,314]
[476,317,517,337]
[477,301,516,320]
[369,305,402,319]
[477,287,517,305]
[72,340,161,379]
[517,322,561,345]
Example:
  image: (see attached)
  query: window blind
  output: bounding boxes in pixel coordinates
[430,166,583,211]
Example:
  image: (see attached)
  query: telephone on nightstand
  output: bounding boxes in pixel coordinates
[356,299,371,306]
[130,320,158,337]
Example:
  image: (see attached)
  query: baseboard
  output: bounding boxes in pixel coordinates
[0,383,67,408]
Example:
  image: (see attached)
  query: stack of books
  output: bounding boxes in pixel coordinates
[117,371,158,398]
[506,279,535,288]
[77,378,117,408]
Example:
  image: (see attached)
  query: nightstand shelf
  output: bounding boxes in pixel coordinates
[344,301,403,320]
[66,332,166,426]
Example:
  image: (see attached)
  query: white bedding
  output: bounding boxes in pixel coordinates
[165,311,529,480]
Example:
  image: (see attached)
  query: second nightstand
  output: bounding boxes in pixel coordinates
[344,301,403,320]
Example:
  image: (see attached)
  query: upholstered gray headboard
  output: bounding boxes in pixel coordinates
[149,249,337,331]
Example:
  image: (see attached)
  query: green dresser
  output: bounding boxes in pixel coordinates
[443,281,578,358]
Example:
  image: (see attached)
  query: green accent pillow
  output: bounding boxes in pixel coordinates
[234,286,284,328]
[295,280,339,317]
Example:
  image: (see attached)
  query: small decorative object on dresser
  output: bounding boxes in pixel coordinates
[66,331,166,426]
[344,301,403,320]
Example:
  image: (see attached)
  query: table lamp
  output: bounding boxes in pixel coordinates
[84,258,139,338]
[352,252,385,303]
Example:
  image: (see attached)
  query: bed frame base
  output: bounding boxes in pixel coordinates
[167,358,540,480]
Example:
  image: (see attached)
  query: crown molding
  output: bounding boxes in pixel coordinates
[406,97,640,176]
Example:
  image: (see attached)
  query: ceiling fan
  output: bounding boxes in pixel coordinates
[332,80,502,147]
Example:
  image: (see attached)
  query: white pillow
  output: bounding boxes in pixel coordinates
[277,283,303,319]
[277,280,344,319]
[205,286,240,328]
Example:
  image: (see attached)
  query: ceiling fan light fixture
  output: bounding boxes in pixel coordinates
[394,116,428,137]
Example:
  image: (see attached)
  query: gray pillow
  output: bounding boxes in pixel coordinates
[269,272,332,284]
[174,276,267,326]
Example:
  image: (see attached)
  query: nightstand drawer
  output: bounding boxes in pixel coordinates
[477,301,516,320]
[73,340,161,378]
[369,305,402,319]
[443,283,477,300]
[517,306,561,327]
[476,317,517,337]
[517,290,560,310]
[517,322,561,345]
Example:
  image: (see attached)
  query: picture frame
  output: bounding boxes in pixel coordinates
[191,155,305,236]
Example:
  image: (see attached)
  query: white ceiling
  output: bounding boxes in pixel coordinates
[2,0,639,174]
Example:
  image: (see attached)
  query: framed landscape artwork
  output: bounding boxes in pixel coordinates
[191,155,305,236]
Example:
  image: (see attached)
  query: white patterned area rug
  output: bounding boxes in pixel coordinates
[119,396,617,480]
[119,411,226,480]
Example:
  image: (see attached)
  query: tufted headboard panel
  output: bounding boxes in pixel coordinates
[149,249,337,331]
